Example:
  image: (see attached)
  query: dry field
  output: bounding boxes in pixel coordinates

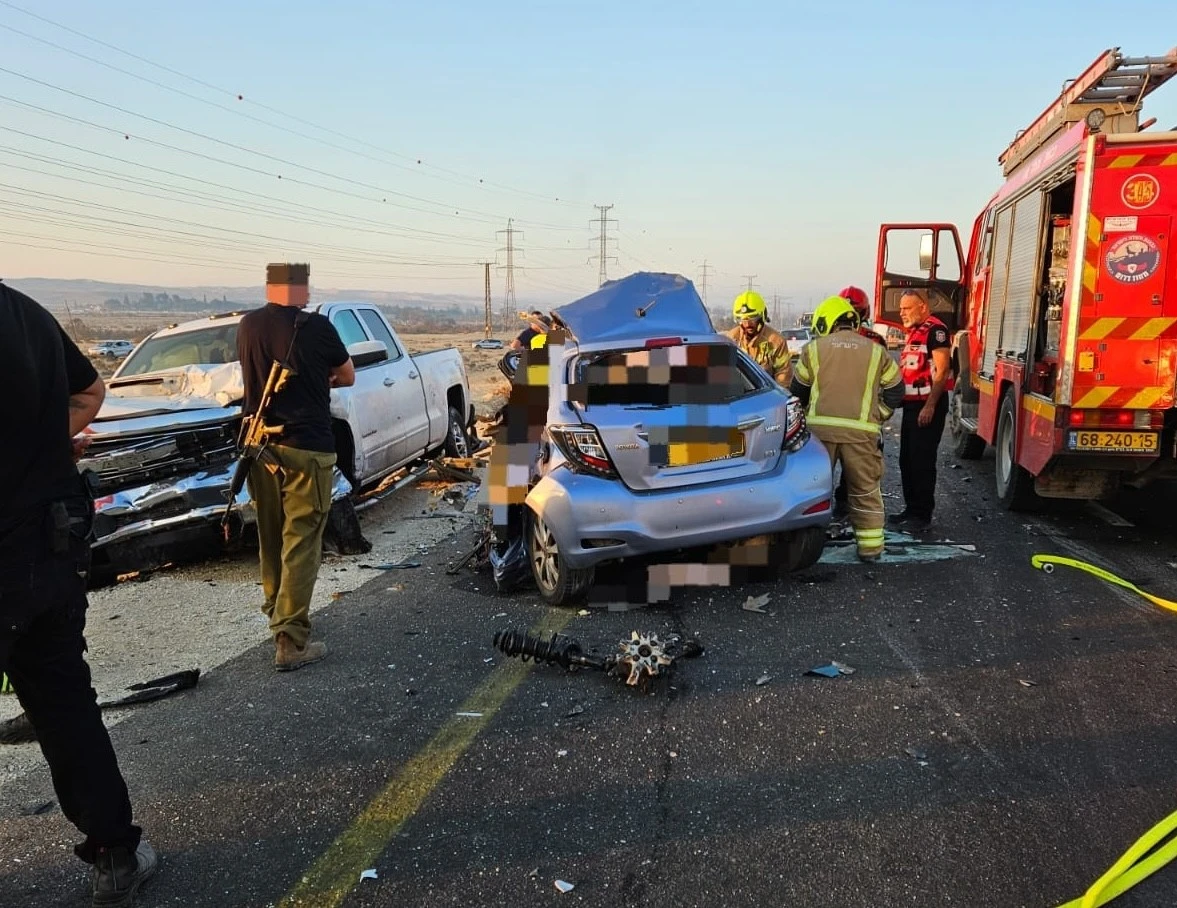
[70,314,514,416]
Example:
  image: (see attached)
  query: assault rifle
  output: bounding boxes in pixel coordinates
[220,311,307,542]
[220,358,294,542]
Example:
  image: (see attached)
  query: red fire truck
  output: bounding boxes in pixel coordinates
[873,47,1177,510]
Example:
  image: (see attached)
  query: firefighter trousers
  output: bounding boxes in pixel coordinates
[817,434,885,558]
[247,444,337,648]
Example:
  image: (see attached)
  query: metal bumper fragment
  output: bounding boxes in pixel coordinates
[90,464,354,549]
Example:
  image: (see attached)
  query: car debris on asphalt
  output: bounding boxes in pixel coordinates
[491,628,702,687]
[0,669,201,745]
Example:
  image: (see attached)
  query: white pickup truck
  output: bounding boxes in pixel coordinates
[79,301,475,575]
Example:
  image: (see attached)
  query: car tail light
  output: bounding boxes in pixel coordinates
[548,425,619,478]
[783,396,809,453]
[1067,409,1163,429]
[644,337,684,349]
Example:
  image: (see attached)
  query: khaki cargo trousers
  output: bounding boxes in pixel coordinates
[247,444,337,648]
[815,433,885,558]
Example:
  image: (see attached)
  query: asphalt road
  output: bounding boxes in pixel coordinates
[5,434,1177,908]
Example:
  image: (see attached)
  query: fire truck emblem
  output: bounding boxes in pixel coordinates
[1121,174,1160,210]
[1105,234,1161,284]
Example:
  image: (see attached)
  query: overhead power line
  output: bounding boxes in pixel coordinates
[0,0,583,209]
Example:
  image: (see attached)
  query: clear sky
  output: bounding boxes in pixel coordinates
[2,0,1176,317]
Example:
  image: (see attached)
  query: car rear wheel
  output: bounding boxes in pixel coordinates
[776,526,827,573]
[527,511,594,606]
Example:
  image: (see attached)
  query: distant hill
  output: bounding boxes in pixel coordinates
[4,277,488,314]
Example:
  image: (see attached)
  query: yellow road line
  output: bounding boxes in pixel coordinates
[279,607,572,908]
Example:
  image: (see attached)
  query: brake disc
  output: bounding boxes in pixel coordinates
[614,631,674,686]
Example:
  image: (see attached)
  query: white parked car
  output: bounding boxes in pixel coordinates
[90,339,135,358]
[472,338,504,350]
[780,327,812,359]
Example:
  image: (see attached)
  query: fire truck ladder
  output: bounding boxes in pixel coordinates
[1000,47,1177,176]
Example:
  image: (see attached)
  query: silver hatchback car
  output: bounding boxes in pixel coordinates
[499,272,833,606]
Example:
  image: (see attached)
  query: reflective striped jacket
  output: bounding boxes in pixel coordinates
[791,330,904,443]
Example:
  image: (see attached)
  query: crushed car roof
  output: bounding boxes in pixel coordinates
[551,272,716,345]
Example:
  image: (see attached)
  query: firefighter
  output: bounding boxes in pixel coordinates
[832,286,887,517]
[888,288,951,531]
[791,295,904,562]
[727,291,792,386]
[838,285,887,348]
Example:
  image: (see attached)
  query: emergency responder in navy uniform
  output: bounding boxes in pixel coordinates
[831,286,887,516]
[727,291,792,386]
[889,288,952,531]
[791,296,904,561]
[0,281,157,905]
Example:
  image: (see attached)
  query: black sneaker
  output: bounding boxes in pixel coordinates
[92,841,157,907]
[886,510,912,526]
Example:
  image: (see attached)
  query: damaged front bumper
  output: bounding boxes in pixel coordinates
[89,463,354,550]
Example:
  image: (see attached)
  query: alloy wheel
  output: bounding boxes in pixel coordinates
[530,515,560,593]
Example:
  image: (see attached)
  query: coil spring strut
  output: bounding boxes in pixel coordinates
[492,629,607,671]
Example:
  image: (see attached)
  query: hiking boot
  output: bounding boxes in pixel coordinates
[92,840,157,908]
[274,632,327,671]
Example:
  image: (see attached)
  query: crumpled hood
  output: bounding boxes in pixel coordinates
[97,363,244,421]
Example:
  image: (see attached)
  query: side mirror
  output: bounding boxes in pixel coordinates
[347,339,388,369]
[498,351,521,381]
[918,233,935,273]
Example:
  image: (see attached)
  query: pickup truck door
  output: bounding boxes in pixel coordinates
[329,308,397,478]
[355,308,430,469]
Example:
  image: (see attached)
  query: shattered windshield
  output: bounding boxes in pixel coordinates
[117,325,240,378]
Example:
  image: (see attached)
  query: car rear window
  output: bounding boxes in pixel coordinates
[570,342,765,407]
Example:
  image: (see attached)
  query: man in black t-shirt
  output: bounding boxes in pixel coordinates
[0,281,157,904]
[510,311,550,351]
[236,263,354,671]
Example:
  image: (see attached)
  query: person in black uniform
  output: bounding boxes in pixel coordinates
[0,281,156,906]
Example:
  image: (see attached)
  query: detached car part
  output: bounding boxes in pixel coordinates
[492,628,701,687]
